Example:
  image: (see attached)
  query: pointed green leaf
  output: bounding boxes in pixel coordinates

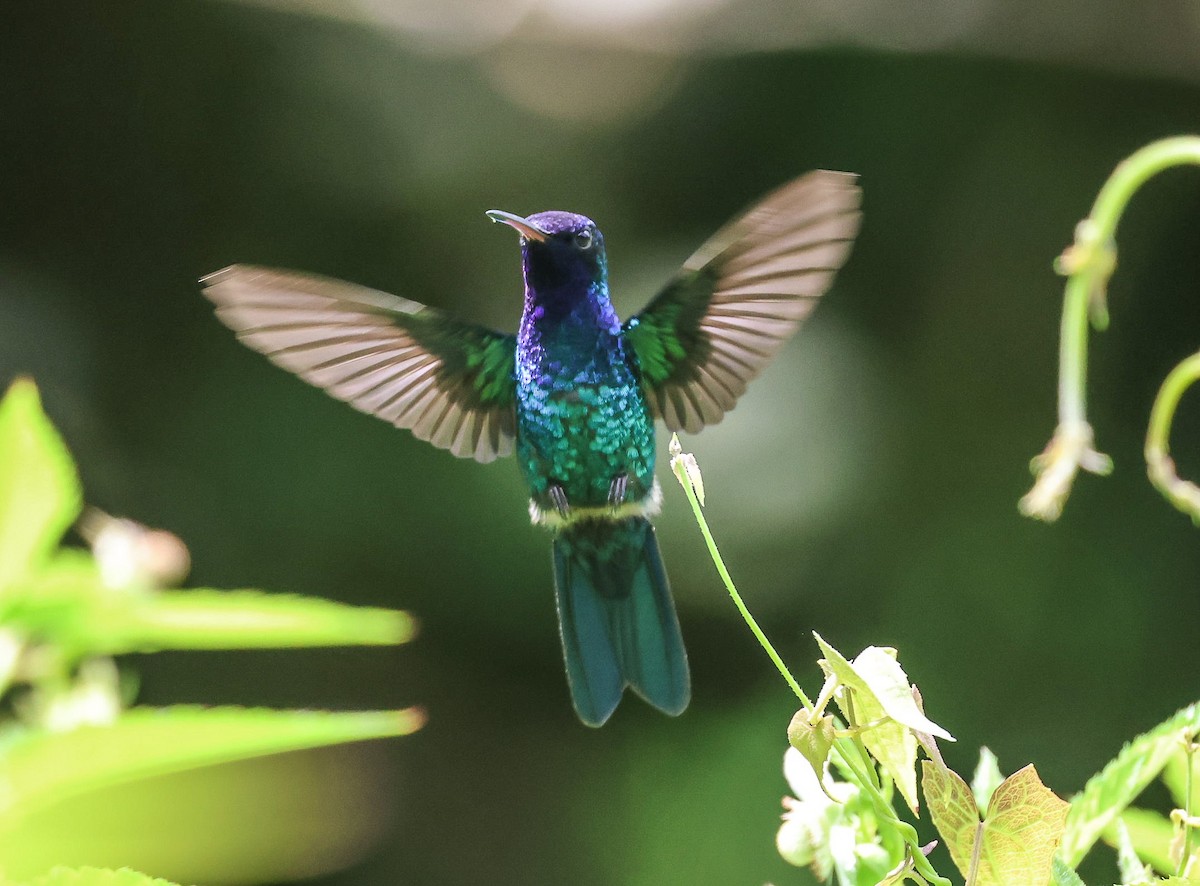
[0,379,82,594]
[25,867,181,886]
[815,635,952,816]
[0,705,425,820]
[978,765,1070,886]
[851,646,954,740]
[815,638,919,814]
[1062,703,1200,866]
[815,635,953,739]
[973,747,1005,812]
[787,711,835,779]
[924,762,1069,886]
[0,736,400,883]
[922,760,981,878]
[7,585,416,655]
[1050,856,1086,886]
[861,712,921,817]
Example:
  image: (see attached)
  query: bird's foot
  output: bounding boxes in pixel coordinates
[548,483,570,517]
[607,473,628,507]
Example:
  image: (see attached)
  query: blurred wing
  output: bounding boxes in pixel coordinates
[201,265,517,463]
[623,170,862,434]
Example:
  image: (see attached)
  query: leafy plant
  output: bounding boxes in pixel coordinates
[0,378,422,884]
[670,428,1200,886]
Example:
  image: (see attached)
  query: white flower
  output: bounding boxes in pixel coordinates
[777,747,858,878]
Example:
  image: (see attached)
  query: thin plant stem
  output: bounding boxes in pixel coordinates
[1021,136,1200,521]
[1145,352,1200,522]
[669,451,813,712]
[1181,735,1197,878]
[668,440,950,886]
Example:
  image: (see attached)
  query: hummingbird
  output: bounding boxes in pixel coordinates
[201,170,861,726]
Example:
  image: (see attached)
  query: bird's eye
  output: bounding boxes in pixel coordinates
[574,229,593,250]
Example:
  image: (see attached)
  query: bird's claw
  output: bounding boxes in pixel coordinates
[549,483,570,517]
[607,474,628,507]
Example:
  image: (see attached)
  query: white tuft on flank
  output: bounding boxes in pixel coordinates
[529,479,663,529]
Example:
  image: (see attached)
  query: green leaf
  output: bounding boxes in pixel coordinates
[6,583,416,656]
[0,737,401,883]
[815,634,953,816]
[980,765,1070,886]
[923,762,1069,886]
[0,379,82,594]
[833,640,954,740]
[787,710,835,779]
[1061,703,1200,866]
[923,760,981,878]
[0,705,425,820]
[973,747,1005,812]
[1050,856,1087,886]
[24,867,181,886]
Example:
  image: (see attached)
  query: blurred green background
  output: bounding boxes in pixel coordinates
[3,1,1200,883]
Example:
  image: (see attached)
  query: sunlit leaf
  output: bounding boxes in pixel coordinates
[0,379,82,594]
[922,760,980,877]
[843,643,954,740]
[973,747,1004,812]
[815,634,952,816]
[924,762,1068,885]
[0,741,397,884]
[980,765,1069,886]
[6,584,415,656]
[24,867,180,886]
[1062,703,1200,866]
[0,705,425,820]
[787,711,835,779]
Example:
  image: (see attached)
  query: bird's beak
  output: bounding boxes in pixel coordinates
[486,209,548,243]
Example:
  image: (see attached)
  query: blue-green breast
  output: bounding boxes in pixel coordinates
[515,285,655,512]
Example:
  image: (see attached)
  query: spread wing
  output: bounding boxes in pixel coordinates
[201,265,517,463]
[623,170,862,434]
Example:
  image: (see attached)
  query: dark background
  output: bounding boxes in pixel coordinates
[3,2,1200,883]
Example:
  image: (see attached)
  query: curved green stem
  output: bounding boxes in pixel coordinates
[1146,352,1200,523]
[1021,136,1200,521]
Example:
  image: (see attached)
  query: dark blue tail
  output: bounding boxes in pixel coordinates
[551,517,690,727]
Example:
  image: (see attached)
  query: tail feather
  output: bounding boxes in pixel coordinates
[552,517,690,727]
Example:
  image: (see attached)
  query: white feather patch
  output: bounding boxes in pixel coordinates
[528,478,663,528]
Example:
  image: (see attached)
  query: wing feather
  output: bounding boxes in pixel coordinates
[201,265,517,463]
[624,170,861,433]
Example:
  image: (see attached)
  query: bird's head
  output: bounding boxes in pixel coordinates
[487,209,608,296]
